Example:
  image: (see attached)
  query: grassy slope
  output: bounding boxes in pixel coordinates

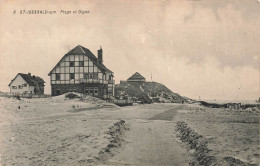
[115,81,188,103]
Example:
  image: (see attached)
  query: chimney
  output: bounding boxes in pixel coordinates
[28,73,31,77]
[98,46,103,63]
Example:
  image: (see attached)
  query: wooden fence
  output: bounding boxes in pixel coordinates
[109,99,133,106]
[0,93,51,98]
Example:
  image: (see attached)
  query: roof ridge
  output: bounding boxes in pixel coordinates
[127,72,145,80]
[77,45,86,54]
[9,73,45,86]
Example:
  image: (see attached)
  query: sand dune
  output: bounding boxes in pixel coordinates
[0,96,258,165]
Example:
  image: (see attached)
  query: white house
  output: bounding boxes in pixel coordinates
[8,73,45,95]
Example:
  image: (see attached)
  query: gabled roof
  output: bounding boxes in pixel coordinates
[8,73,45,86]
[48,45,113,75]
[127,72,145,81]
[66,45,86,54]
[99,63,113,73]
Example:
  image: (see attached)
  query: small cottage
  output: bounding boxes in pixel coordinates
[8,73,45,95]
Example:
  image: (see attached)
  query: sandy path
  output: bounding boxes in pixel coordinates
[149,105,186,121]
[103,105,190,166]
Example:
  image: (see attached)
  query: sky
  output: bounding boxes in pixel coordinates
[0,0,259,100]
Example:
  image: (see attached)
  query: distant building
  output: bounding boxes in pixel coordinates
[226,103,241,110]
[48,45,114,99]
[8,73,45,95]
[127,72,146,82]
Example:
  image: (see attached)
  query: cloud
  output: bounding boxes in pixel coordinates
[0,0,259,100]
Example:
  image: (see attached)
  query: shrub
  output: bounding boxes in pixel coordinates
[136,92,152,104]
[65,93,80,99]
[14,95,21,100]
[152,97,160,103]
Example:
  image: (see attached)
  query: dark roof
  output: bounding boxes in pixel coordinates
[127,72,145,81]
[99,63,113,73]
[8,73,45,86]
[48,45,113,75]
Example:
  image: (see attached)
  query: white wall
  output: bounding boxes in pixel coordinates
[9,75,34,94]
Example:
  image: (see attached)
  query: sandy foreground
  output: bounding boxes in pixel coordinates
[0,96,259,166]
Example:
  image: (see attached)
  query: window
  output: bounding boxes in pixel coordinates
[89,88,94,94]
[18,85,22,89]
[56,73,60,80]
[12,86,17,89]
[70,62,75,67]
[109,75,113,80]
[22,84,27,87]
[79,61,84,67]
[93,73,98,79]
[69,87,76,92]
[84,73,93,79]
[94,88,98,96]
[70,73,75,80]
[84,88,89,94]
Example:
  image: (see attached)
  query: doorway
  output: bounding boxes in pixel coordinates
[56,89,61,96]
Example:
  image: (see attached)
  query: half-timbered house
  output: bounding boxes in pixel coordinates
[48,45,114,99]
